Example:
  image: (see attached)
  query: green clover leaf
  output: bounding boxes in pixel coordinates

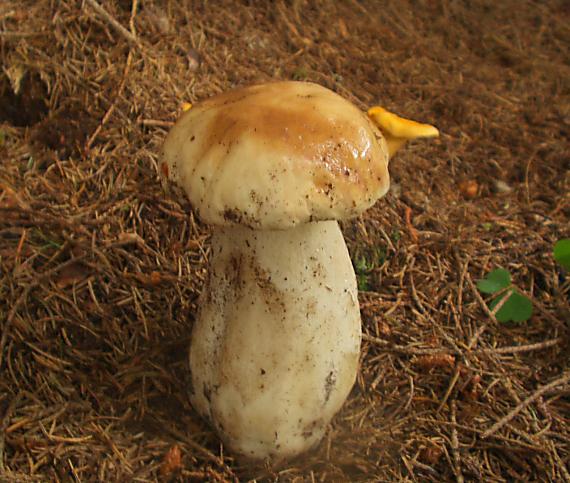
[489,290,533,323]
[476,268,511,294]
[554,239,570,271]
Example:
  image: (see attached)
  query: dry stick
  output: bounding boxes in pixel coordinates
[551,440,570,483]
[84,0,140,47]
[276,1,310,47]
[456,258,469,317]
[464,272,500,349]
[361,333,458,356]
[519,287,566,328]
[478,337,562,355]
[404,205,419,243]
[129,0,139,36]
[138,119,175,128]
[0,405,15,471]
[436,338,562,413]
[0,392,23,472]
[364,312,555,361]
[481,371,570,439]
[0,257,86,369]
[0,30,44,38]
[450,401,464,483]
[409,270,426,315]
[437,369,462,413]
[466,272,564,354]
[161,426,237,478]
[85,1,139,150]
[85,50,133,150]
[0,286,34,370]
[437,279,512,413]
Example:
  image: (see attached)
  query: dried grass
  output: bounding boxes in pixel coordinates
[0,0,569,481]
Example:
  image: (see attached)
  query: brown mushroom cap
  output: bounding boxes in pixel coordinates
[162,81,390,229]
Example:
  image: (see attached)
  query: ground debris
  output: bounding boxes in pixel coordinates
[0,0,568,481]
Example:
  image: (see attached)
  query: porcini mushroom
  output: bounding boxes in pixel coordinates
[161,81,438,460]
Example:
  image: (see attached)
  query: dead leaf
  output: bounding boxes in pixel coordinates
[404,206,419,242]
[3,64,26,95]
[117,232,144,245]
[54,262,90,288]
[0,184,29,210]
[459,180,478,199]
[187,48,201,72]
[132,271,163,286]
[338,19,349,39]
[150,271,162,285]
[492,179,513,194]
[159,445,182,478]
[415,353,455,371]
[376,320,392,337]
[0,185,29,222]
[461,374,482,401]
[419,444,444,465]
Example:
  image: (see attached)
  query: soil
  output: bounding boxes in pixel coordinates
[0,0,568,481]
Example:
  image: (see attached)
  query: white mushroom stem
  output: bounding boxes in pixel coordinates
[190,220,361,460]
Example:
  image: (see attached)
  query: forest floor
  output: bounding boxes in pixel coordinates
[0,0,569,481]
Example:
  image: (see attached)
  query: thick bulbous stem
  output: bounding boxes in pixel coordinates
[189,221,361,460]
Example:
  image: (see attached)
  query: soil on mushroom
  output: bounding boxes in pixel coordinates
[0,1,568,481]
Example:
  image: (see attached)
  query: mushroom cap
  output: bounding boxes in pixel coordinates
[162,81,390,229]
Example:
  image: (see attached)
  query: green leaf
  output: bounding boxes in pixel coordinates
[554,239,570,271]
[373,245,386,267]
[477,268,511,294]
[292,67,308,80]
[490,290,533,323]
[354,255,369,274]
[357,273,370,292]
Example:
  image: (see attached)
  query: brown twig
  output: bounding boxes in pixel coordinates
[450,401,464,483]
[466,272,500,326]
[0,256,87,369]
[478,338,562,355]
[437,279,513,412]
[404,205,419,243]
[138,119,175,128]
[482,372,570,439]
[409,270,426,314]
[85,50,133,150]
[129,0,139,37]
[0,30,45,38]
[464,271,508,350]
[551,441,570,483]
[84,0,140,47]
[519,287,566,328]
[0,393,22,472]
[362,333,457,356]
[437,368,462,413]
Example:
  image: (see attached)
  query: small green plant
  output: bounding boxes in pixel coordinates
[292,66,308,80]
[32,228,63,250]
[476,268,533,323]
[391,229,401,243]
[476,240,568,323]
[353,245,386,292]
[554,239,570,271]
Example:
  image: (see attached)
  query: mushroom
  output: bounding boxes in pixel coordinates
[161,81,438,460]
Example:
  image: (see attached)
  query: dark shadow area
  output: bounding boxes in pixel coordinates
[0,71,49,127]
